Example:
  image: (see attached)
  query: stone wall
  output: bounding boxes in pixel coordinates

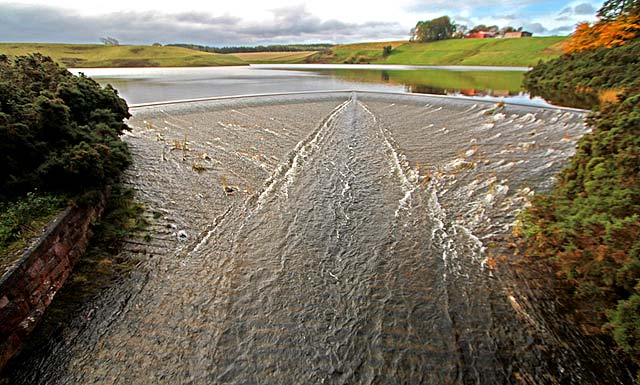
[0,197,105,369]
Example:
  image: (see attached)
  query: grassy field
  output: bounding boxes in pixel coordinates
[310,37,567,67]
[230,51,318,64]
[308,41,407,64]
[0,38,567,68]
[0,43,246,67]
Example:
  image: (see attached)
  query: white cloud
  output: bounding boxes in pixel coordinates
[0,0,604,44]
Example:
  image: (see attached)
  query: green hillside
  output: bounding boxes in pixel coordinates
[0,43,246,67]
[308,37,567,67]
[230,51,318,64]
[0,38,567,68]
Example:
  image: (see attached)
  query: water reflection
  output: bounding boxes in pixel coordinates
[313,68,525,96]
[72,65,552,107]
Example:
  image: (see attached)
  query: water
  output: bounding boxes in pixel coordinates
[70,65,550,107]
[6,92,632,384]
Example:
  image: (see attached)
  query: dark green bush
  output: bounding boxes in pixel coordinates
[524,39,640,109]
[0,53,131,200]
[521,39,640,365]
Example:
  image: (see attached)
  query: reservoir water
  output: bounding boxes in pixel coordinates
[71,64,550,107]
[5,91,633,384]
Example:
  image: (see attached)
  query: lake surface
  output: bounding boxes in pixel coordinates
[71,64,552,107]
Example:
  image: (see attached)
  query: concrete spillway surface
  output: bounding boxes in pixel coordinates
[9,92,633,384]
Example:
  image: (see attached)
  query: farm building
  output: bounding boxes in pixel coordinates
[466,31,496,38]
[504,31,533,38]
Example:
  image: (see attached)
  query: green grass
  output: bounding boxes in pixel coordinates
[0,38,567,68]
[0,193,66,272]
[311,37,567,67]
[7,186,148,361]
[0,43,247,67]
[230,51,318,64]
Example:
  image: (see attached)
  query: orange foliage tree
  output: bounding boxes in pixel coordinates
[564,16,640,53]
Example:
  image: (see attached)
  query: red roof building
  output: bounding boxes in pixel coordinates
[466,31,496,39]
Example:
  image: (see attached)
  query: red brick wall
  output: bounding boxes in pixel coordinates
[0,197,105,369]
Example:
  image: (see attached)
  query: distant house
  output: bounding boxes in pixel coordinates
[466,31,496,39]
[504,31,532,38]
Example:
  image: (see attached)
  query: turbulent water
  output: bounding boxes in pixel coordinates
[7,92,634,384]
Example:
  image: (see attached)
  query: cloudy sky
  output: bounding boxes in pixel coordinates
[0,0,603,46]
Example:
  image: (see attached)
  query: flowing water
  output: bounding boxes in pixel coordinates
[6,92,633,384]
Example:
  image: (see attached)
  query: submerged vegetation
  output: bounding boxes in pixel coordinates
[520,0,640,371]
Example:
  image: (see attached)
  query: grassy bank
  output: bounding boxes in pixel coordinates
[0,193,66,272]
[308,37,566,66]
[0,43,246,68]
[230,51,318,64]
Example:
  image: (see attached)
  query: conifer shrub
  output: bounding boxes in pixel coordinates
[0,53,131,200]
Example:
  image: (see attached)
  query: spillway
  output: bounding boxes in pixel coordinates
[7,92,633,384]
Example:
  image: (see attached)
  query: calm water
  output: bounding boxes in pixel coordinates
[70,64,551,107]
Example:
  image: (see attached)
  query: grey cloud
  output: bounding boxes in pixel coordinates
[405,0,459,13]
[0,4,406,45]
[452,16,473,25]
[523,22,547,34]
[549,25,575,34]
[574,3,596,15]
[559,6,573,15]
[172,12,241,25]
[557,3,596,17]
[502,14,520,20]
[406,0,541,13]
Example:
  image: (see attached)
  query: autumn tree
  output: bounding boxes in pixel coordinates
[564,0,640,53]
[565,18,640,52]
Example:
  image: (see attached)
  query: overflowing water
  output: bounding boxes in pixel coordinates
[6,92,633,384]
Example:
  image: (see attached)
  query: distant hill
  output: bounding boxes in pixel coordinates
[306,37,567,67]
[0,43,246,67]
[169,43,332,54]
[230,51,319,64]
[0,38,567,67]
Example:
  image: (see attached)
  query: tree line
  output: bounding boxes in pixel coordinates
[410,16,526,42]
[168,43,333,54]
